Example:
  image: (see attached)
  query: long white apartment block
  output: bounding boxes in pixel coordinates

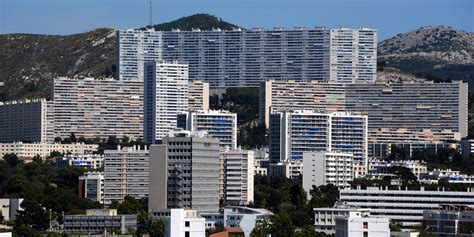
[188,81,209,111]
[260,80,468,144]
[177,110,237,149]
[0,142,98,160]
[219,148,254,206]
[303,152,354,193]
[340,187,474,229]
[53,77,143,140]
[117,27,376,87]
[144,61,189,143]
[103,145,149,205]
[0,99,54,143]
[269,110,368,165]
[314,206,371,235]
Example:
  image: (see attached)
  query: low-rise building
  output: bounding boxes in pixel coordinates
[210,227,245,237]
[56,154,104,169]
[0,198,23,221]
[314,206,371,234]
[268,161,303,179]
[335,210,390,237]
[368,159,427,179]
[165,209,205,237]
[63,209,137,234]
[201,206,273,237]
[0,142,98,160]
[423,205,474,237]
[340,187,474,229]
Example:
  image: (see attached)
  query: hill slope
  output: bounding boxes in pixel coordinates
[147,13,241,31]
[378,26,474,83]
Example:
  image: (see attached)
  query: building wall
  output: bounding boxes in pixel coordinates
[262,80,468,144]
[166,209,206,237]
[53,77,143,140]
[0,99,52,143]
[189,81,210,111]
[117,28,376,88]
[0,142,98,159]
[103,146,149,205]
[219,148,254,206]
[144,61,189,143]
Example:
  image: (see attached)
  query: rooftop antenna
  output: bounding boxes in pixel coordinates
[149,0,153,28]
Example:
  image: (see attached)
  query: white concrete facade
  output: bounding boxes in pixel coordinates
[335,211,390,237]
[219,148,254,206]
[0,142,98,160]
[165,209,205,237]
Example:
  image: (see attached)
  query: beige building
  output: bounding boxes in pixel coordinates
[219,148,254,206]
[0,142,98,160]
[188,81,209,111]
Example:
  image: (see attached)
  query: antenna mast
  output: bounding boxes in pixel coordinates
[149,0,153,27]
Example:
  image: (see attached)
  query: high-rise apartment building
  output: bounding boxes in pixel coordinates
[219,148,254,206]
[269,110,368,165]
[177,110,237,149]
[144,61,189,143]
[103,146,149,205]
[188,81,210,111]
[261,80,468,144]
[0,99,54,143]
[117,27,376,87]
[148,130,220,214]
[303,152,354,193]
[53,77,143,140]
[116,29,162,80]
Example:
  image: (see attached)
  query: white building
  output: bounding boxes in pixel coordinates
[201,206,273,237]
[269,110,368,166]
[303,152,354,193]
[340,187,474,229]
[64,209,137,234]
[103,145,149,205]
[368,159,427,179]
[268,160,303,179]
[335,211,390,237]
[314,206,371,235]
[219,148,254,206]
[0,198,23,221]
[165,209,205,237]
[79,172,104,204]
[0,142,98,160]
[144,60,189,143]
[56,154,104,169]
[178,110,238,149]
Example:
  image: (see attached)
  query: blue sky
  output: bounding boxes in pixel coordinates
[0,0,472,40]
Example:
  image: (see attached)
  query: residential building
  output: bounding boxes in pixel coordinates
[460,138,474,158]
[210,227,245,237]
[419,169,474,185]
[117,27,377,87]
[423,205,474,237]
[368,142,459,159]
[56,154,104,169]
[269,110,368,165]
[0,99,53,143]
[368,159,428,179]
[260,80,468,145]
[53,77,143,140]
[314,206,371,235]
[103,145,149,205]
[165,209,205,237]
[0,142,98,160]
[63,209,137,234]
[219,148,254,206]
[0,198,23,221]
[335,210,390,237]
[148,130,220,214]
[144,61,189,143]
[303,152,354,193]
[201,206,273,237]
[79,172,105,204]
[189,81,210,111]
[178,110,237,149]
[339,187,474,229]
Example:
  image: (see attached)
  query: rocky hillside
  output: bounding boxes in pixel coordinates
[0,14,239,101]
[378,26,473,83]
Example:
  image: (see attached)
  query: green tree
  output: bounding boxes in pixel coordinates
[294,225,316,237]
[149,219,165,237]
[308,184,339,208]
[270,213,295,237]
[389,166,417,185]
[3,153,22,168]
[389,221,402,232]
[250,219,271,237]
[15,224,39,237]
[14,199,49,231]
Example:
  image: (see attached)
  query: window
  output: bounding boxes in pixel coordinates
[363,222,368,229]
[185,221,190,227]
[363,231,368,237]
[185,231,190,237]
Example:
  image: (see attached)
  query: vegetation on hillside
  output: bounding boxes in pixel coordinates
[146,14,241,31]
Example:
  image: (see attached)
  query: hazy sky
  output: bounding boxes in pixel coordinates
[0,0,472,40]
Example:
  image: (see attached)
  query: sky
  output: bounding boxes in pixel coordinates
[0,0,472,40]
